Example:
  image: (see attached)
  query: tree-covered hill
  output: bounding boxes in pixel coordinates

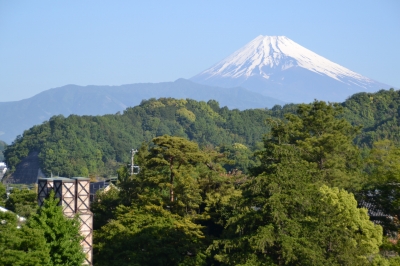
[342,88,400,146]
[3,98,296,177]
[4,108,395,265]
[4,88,400,178]
[0,79,284,144]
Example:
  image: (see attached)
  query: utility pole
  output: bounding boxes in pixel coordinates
[130,149,138,175]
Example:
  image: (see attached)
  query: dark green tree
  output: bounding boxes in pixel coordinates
[210,101,382,265]
[144,135,207,215]
[211,145,382,265]
[360,140,400,234]
[90,185,120,230]
[196,145,243,238]
[94,205,206,266]
[254,100,362,191]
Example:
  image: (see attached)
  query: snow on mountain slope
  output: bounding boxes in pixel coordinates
[191,35,390,103]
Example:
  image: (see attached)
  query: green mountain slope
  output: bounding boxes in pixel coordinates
[0,79,284,144]
[3,98,295,177]
[4,88,400,178]
[342,88,400,146]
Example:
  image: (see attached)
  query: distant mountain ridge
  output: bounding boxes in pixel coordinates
[0,79,284,144]
[191,35,390,103]
[5,88,400,183]
[1,36,392,144]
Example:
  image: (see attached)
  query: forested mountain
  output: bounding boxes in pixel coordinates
[4,98,296,178]
[3,88,400,179]
[91,104,400,265]
[4,94,400,264]
[343,88,400,146]
[0,79,284,144]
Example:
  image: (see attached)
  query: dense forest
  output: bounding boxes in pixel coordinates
[4,98,297,177]
[2,90,400,264]
[3,89,400,178]
[342,88,400,146]
[90,99,400,265]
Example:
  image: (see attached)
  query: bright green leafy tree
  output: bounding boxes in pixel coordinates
[27,191,85,266]
[0,211,50,266]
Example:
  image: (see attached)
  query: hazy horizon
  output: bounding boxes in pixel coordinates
[1,1,399,102]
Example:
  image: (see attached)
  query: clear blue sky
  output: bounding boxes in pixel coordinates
[1,0,399,102]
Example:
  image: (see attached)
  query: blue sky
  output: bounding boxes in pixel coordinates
[1,0,399,102]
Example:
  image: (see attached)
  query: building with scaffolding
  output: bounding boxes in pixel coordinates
[38,177,93,265]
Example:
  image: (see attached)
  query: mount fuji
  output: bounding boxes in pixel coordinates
[191,35,390,103]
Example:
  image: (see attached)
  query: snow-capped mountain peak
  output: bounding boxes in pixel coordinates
[202,35,367,83]
[191,35,389,103]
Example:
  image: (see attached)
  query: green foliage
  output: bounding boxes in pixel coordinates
[4,98,279,177]
[0,211,50,266]
[209,101,383,265]
[254,100,362,190]
[27,191,85,266]
[94,205,206,266]
[0,182,6,206]
[6,90,400,177]
[5,187,37,218]
[371,255,400,266]
[359,139,400,233]
[90,185,120,230]
[218,142,260,174]
[342,89,400,147]
[0,191,86,265]
[211,146,383,265]
[93,136,242,265]
[88,95,400,264]
[145,135,207,212]
[6,93,400,264]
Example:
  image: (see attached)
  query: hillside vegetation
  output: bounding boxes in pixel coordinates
[0,79,284,144]
[3,98,296,177]
[343,88,400,146]
[92,102,400,265]
[4,88,400,178]
[3,92,400,264]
